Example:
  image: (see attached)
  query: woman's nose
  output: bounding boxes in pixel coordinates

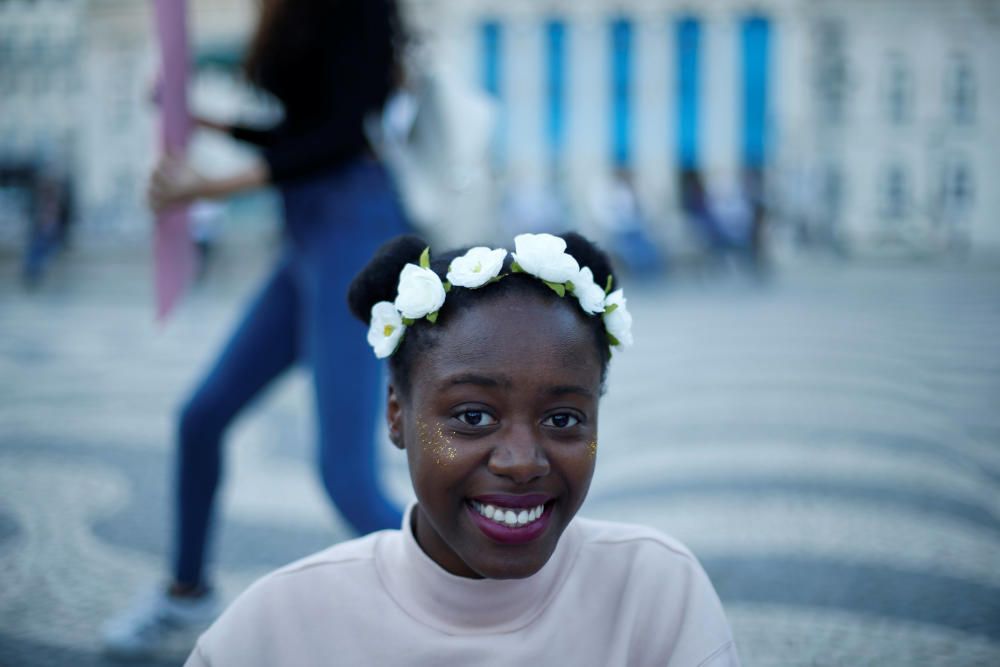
[487,432,550,484]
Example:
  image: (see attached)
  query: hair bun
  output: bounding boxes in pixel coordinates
[347,234,427,323]
[561,232,616,292]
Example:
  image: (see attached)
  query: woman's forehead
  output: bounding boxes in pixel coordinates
[414,297,602,388]
[428,369,597,400]
[442,298,589,353]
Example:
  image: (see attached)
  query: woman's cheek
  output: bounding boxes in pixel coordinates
[551,439,597,474]
[417,418,457,467]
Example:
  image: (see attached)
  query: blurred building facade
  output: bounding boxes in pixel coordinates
[1,0,998,255]
[411,0,1000,255]
[0,0,254,246]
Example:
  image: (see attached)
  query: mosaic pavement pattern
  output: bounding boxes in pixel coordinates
[1,251,998,666]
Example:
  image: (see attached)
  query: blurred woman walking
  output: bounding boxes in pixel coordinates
[103,0,409,658]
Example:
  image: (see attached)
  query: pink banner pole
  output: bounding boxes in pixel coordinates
[151,0,195,322]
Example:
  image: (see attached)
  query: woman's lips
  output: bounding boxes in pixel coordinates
[466,499,553,545]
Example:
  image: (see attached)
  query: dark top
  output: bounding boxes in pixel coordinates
[229,0,399,184]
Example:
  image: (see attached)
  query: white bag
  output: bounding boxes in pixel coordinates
[366,63,496,243]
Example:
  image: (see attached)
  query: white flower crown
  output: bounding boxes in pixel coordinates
[367,233,634,359]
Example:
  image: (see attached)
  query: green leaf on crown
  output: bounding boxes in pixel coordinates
[402,317,415,326]
[604,303,618,314]
[565,281,576,293]
[544,281,566,297]
[419,247,431,269]
[510,261,523,273]
[604,275,614,294]
[426,311,438,324]
[443,281,452,293]
[607,332,621,347]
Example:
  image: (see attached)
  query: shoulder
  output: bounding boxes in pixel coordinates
[265,530,382,581]
[574,516,692,550]
[570,516,717,604]
[573,516,702,571]
[192,531,390,662]
[569,517,740,666]
[232,530,385,609]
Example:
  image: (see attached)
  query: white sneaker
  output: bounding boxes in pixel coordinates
[102,585,220,659]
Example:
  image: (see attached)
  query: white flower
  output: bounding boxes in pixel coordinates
[603,289,633,348]
[572,267,606,315]
[511,233,580,284]
[447,247,507,288]
[394,264,447,319]
[367,301,405,358]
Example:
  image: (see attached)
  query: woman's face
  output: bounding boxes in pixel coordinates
[388,292,603,579]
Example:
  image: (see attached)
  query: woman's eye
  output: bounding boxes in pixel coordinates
[543,413,580,428]
[457,410,497,427]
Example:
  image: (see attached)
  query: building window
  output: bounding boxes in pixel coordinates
[814,19,848,125]
[885,53,911,125]
[950,163,973,209]
[882,164,909,221]
[481,20,502,99]
[820,163,843,218]
[480,19,504,166]
[940,159,974,222]
[609,17,632,167]
[947,53,975,125]
[545,19,567,168]
[741,15,770,168]
[676,16,701,169]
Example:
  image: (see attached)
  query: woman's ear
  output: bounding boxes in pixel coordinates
[387,384,405,450]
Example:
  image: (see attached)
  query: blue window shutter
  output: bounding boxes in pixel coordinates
[741,16,770,168]
[611,18,633,167]
[676,17,701,170]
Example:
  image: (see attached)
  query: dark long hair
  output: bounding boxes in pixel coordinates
[243,0,404,99]
[243,0,290,86]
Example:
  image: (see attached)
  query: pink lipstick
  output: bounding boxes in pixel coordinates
[466,497,553,545]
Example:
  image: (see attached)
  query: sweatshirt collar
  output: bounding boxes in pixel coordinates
[375,503,581,635]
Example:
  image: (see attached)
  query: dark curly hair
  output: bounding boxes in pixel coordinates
[347,233,619,398]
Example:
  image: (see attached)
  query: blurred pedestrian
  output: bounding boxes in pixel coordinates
[679,168,732,253]
[590,167,663,278]
[103,0,409,658]
[679,168,763,274]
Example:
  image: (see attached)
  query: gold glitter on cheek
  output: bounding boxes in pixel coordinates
[433,423,458,466]
[416,419,431,448]
[418,419,457,466]
[587,440,598,459]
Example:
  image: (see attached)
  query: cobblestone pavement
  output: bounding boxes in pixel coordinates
[1,249,998,666]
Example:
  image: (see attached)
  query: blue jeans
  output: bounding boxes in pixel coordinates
[173,160,408,587]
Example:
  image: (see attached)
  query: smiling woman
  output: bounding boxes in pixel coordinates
[183,233,740,667]
[395,293,601,580]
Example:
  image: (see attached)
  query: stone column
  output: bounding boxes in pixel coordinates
[565,5,608,230]
[701,5,738,193]
[633,5,673,219]
[505,8,545,185]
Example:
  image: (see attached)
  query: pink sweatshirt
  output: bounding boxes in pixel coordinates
[187,505,739,666]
